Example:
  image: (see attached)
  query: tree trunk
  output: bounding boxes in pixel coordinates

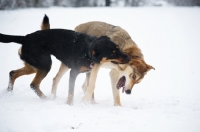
[105,0,111,6]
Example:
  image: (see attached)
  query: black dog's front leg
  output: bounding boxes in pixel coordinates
[67,69,79,105]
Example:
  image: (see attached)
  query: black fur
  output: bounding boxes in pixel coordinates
[0,29,129,99]
[43,14,49,25]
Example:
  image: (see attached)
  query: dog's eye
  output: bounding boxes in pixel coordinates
[132,74,136,80]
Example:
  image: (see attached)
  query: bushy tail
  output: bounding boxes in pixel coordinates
[0,33,24,44]
[41,14,50,30]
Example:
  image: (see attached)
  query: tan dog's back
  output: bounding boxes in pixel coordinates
[75,21,154,88]
[75,21,143,60]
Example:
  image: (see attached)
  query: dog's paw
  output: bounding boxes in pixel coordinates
[66,98,73,105]
[90,98,97,104]
[40,94,49,100]
[114,103,122,106]
[82,96,97,105]
[48,94,57,100]
[81,95,91,103]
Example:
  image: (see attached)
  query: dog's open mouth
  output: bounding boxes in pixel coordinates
[116,76,126,93]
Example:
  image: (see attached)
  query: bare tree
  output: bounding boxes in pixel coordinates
[105,0,111,6]
[168,0,200,6]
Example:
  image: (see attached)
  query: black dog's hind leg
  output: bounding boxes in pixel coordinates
[30,68,49,99]
[67,69,79,105]
[8,63,36,91]
[29,52,52,99]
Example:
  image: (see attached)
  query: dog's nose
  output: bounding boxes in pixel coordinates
[125,56,130,62]
[125,89,131,94]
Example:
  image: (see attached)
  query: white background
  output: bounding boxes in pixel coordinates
[0,7,200,132]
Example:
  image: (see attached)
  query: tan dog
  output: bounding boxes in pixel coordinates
[50,20,154,105]
[76,22,155,105]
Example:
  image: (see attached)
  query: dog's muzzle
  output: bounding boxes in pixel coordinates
[125,89,131,94]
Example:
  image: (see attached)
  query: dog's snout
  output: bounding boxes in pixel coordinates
[118,54,130,64]
[125,56,130,62]
[125,89,131,94]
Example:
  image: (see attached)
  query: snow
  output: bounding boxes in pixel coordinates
[0,7,200,132]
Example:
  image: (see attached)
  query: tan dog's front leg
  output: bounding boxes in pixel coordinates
[110,69,122,106]
[52,63,69,97]
[82,64,100,102]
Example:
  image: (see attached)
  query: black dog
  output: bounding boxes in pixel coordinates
[0,29,129,99]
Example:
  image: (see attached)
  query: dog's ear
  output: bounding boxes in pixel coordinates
[130,59,154,74]
[146,64,155,70]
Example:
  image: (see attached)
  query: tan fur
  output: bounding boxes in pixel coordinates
[41,23,50,30]
[52,63,69,97]
[10,43,50,99]
[79,66,90,72]
[7,62,49,98]
[75,21,143,59]
[75,21,154,105]
[81,73,95,100]
[109,69,122,105]
[82,64,101,101]
[8,63,36,91]
[30,69,49,98]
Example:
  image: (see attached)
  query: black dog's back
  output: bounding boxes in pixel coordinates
[20,29,95,71]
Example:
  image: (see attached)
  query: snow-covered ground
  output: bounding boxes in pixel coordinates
[0,7,200,132]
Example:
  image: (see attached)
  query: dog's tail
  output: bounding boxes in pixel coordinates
[0,33,24,44]
[41,14,50,30]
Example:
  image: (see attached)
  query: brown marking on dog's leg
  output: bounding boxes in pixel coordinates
[110,69,122,106]
[30,69,48,99]
[79,66,90,72]
[82,64,100,102]
[8,63,36,91]
[52,63,69,97]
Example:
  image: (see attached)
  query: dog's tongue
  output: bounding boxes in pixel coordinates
[90,64,93,68]
[90,62,94,68]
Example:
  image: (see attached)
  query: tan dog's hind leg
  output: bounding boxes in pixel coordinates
[110,69,122,106]
[82,64,100,102]
[52,63,69,97]
[8,63,36,91]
